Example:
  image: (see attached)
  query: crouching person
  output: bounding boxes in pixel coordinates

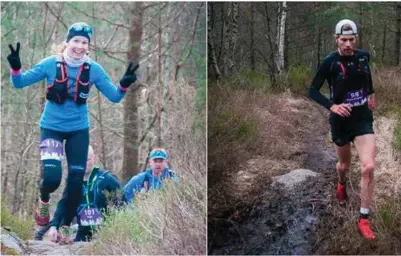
[123,148,179,203]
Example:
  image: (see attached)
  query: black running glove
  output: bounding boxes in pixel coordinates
[7,42,22,71]
[119,62,139,89]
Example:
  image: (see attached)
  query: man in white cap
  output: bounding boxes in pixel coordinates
[308,19,376,240]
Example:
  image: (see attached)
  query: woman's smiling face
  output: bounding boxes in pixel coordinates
[66,36,89,60]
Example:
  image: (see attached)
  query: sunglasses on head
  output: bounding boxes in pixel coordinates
[70,24,93,37]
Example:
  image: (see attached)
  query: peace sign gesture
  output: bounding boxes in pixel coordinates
[7,42,22,71]
[119,61,139,89]
[125,61,139,75]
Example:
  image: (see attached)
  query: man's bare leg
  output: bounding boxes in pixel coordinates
[335,143,351,184]
[354,134,375,210]
[354,134,376,240]
[335,143,351,201]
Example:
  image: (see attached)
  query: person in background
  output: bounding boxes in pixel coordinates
[123,148,179,203]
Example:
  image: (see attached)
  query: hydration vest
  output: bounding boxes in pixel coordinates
[142,168,176,192]
[46,55,91,105]
[329,52,370,104]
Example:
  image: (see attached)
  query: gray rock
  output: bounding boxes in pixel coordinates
[272,169,320,190]
[1,226,87,255]
[1,227,26,254]
[25,240,87,255]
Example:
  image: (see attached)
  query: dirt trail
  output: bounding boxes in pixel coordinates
[209,97,400,255]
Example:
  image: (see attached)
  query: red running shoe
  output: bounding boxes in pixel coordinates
[336,182,348,201]
[358,218,376,240]
[34,200,50,226]
[59,225,73,245]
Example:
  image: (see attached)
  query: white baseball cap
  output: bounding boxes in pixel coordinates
[335,19,357,35]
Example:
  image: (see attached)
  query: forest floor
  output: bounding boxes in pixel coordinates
[208,93,401,255]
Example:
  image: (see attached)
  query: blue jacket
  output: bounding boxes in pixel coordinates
[123,168,179,203]
[11,56,126,132]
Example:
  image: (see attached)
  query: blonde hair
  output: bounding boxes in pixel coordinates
[51,43,66,55]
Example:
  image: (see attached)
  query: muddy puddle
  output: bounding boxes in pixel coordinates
[209,170,337,255]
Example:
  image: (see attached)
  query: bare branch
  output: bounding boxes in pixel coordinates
[103,26,121,49]
[142,2,169,27]
[178,3,203,66]
[2,11,35,39]
[88,109,124,138]
[141,6,186,42]
[44,3,68,29]
[89,45,126,64]
[44,3,65,47]
[67,4,130,29]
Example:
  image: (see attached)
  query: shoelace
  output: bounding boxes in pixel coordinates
[60,226,71,237]
[39,203,49,216]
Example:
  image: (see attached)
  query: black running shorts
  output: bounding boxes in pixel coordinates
[329,104,374,147]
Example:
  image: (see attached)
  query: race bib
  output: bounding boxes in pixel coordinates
[344,90,367,107]
[79,207,103,226]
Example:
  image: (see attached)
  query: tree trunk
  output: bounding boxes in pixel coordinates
[358,4,363,49]
[381,20,387,64]
[317,27,322,68]
[228,2,238,74]
[284,8,289,71]
[92,2,107,169]
[156,4,163,147]
[21,176,31,217]
[217,3,225,65]
[275,1,287,74]
[395,3,401,65]
[264,2,277,87]
[250,3,256,71]
[122,2,143,183]
[222,3,232,76]
[208,3,221,81]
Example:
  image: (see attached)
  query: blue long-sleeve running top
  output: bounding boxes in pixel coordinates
[11,55,126,132]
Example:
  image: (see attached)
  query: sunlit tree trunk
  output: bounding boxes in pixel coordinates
[122,2,143,182]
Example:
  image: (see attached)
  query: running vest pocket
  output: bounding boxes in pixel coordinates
[74,63,90,105]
